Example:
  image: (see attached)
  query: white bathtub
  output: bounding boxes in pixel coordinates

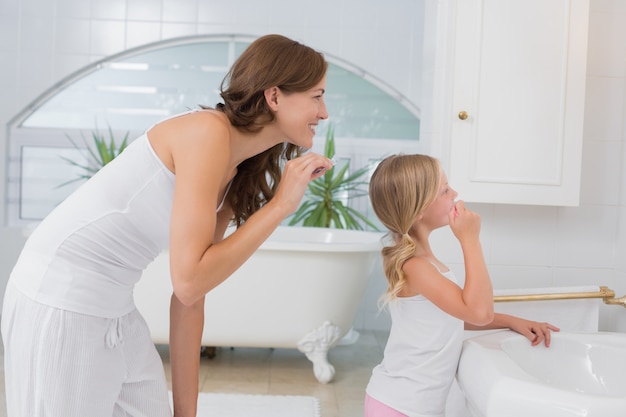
[133,225,384,383]
[457,330,626,417]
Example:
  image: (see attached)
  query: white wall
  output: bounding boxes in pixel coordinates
[1,0,626,333]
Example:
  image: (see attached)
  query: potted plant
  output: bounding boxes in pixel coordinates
[58,125,129,187]
[288,125,380,231]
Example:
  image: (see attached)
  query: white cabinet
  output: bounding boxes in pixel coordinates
[448,0,589,206]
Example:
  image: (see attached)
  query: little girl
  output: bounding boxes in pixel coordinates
[364,154,559,417]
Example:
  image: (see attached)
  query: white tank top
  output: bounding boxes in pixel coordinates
[366,270,464,417]
[10,126,207,318]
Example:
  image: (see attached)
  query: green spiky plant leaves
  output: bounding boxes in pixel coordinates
[288,125,380,231]
[58,126,129,187]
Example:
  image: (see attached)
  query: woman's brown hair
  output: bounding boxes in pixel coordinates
[215,34,328,227]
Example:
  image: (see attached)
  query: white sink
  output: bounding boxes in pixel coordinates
[457,330,626,417]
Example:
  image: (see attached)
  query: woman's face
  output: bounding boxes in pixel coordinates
[420,169,458,229]
[272,75,329,149]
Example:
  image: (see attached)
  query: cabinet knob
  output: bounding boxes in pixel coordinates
[458,111,469,120]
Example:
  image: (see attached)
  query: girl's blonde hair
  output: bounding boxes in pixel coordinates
[368,154,441,307]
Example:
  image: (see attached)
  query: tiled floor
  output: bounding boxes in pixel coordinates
[0,329,389,417]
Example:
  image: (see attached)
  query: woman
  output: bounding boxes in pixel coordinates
[2,34,334,417]
[364,154,559,417]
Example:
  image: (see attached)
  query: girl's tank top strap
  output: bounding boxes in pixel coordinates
[428,261,449,275]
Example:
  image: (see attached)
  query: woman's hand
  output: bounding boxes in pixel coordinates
[272,152,334,215]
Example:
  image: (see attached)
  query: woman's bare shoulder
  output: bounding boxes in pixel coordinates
[148,109,232,172]
[160,109,229,132]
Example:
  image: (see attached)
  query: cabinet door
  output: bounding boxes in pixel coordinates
[449,0,589,206]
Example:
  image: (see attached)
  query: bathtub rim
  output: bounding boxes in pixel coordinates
[227,225,385,252]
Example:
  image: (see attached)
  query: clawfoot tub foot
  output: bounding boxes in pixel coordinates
[200,346,217,359]
[297,320,342,384]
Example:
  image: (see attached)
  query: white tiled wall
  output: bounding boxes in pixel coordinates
[1,0,626,333]
[0,0,423,116]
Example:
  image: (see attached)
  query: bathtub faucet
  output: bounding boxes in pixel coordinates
[603,287,626,308]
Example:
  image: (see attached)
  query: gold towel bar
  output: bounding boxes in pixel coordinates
[494,286,626,308]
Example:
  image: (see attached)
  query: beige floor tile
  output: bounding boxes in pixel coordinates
[0,329,388,417]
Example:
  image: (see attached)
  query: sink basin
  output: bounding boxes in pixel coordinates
[457,330,626,417]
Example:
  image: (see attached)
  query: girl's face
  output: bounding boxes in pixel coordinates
[420,170,458,229]
[272,76,329,149]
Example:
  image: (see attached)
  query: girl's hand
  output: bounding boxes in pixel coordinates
[509,317,560,347]
[273,152,333,214]
[448,200,482,243]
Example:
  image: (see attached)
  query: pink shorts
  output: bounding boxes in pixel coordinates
[364,394,408,417]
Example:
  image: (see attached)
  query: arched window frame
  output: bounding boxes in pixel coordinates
[5,34,421,227]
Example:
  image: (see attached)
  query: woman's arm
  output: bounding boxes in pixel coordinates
[465,313,561,346]
[162,112,331,306]
[158,111,329,415]
[170,295,204,417]
[169,206,232,417]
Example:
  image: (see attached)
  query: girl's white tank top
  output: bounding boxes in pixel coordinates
[366,269,464,417]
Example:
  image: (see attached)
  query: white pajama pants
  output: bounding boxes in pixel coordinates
[1,281,172,417]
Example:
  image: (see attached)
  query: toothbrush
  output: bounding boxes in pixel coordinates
[312,157,337,175]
